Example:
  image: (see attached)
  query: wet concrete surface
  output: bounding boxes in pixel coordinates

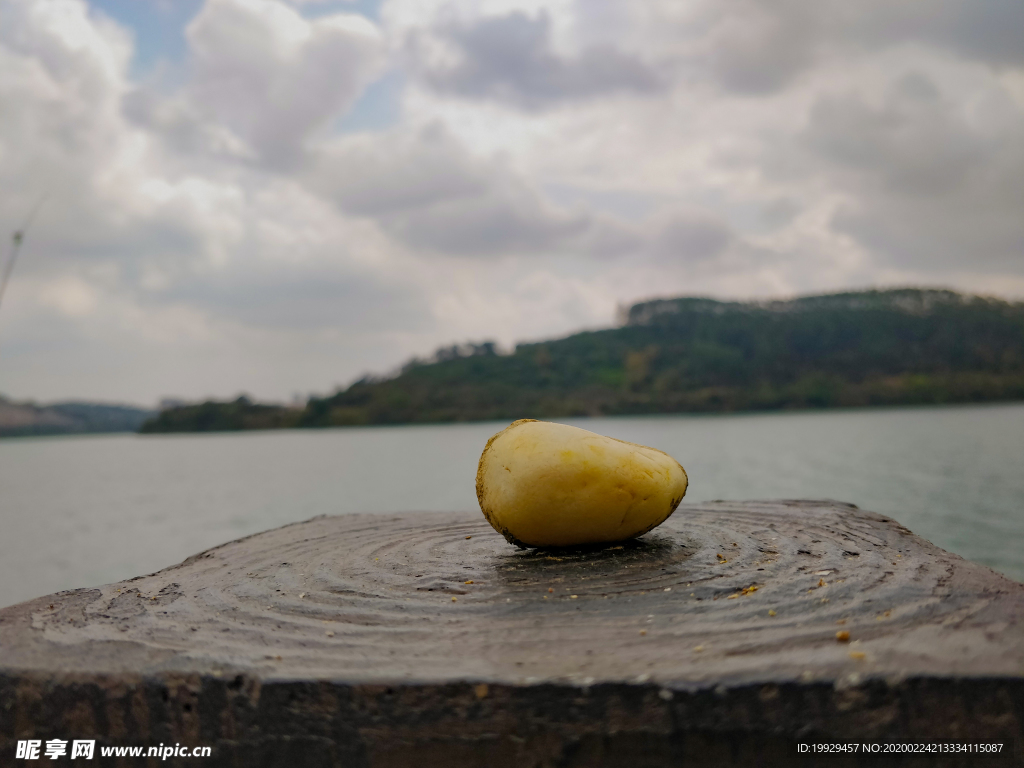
[2,501,1022,766]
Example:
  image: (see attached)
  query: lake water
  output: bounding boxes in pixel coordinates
[1,403,1022,609]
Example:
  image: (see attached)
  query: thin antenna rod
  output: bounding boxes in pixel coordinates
[0,193,48,311]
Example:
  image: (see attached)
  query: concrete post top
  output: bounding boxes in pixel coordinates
[3,500,1022,686]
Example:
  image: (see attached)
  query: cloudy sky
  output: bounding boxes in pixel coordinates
[0,0,1022,405]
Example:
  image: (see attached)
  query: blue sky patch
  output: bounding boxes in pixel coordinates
[87,0,205,75]
[87,0,382,77]
[337,69,404,134]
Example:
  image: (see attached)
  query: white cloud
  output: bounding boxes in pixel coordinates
[183,0,385,166]
[0,0,419,402]
[0,0,1022,404]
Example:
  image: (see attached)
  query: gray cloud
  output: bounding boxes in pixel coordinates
[306,125,591,255]
[122,89,250,163]
[839,0,1024,69]
[306,124,487,216]
[701,0,822,94]
[397,0,1021,109]
[386,192,586,256]
[412,10,663,109]
[636,0,1024,97]
[156,263,431,332]
[650,210,734,262]
[804,71,1024,270]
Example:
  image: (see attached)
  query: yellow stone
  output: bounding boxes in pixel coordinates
[476,419,688,548]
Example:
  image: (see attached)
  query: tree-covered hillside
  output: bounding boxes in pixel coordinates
[141,289,1024,433]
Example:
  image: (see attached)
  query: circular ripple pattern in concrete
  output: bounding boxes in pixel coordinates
[4,500,1024,767]
[6,500,1022,686]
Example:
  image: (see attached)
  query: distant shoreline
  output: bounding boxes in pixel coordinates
[136,391,1024,436]
[0,399,155,439]
[2,399,1022,441]
[1,399,1022,443]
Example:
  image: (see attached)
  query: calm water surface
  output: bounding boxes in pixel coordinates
[1,403,1022,608]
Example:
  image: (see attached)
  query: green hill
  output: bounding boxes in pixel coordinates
[140,288,1024,433]
[0,398,155,438]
